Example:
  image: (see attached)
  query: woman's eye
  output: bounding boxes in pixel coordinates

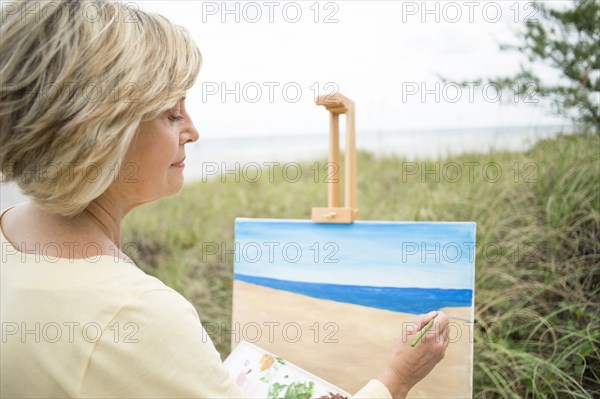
[168,115,184,123]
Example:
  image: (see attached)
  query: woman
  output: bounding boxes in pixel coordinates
[0,1,449,397]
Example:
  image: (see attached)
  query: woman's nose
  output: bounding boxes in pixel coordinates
[181,116,200,144]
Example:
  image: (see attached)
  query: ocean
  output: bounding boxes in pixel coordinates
[183,124,570,180]
[235,273,473,315]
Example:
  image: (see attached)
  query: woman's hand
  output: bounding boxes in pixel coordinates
[376,310,449,399]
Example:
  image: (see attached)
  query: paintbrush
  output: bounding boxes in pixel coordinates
[411,317,435,347]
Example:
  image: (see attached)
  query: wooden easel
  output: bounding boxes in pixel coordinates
[311,93,359,224]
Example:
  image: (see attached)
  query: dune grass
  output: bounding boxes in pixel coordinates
[122,132,599,398]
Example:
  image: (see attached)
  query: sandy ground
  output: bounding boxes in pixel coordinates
[232,280,473,398]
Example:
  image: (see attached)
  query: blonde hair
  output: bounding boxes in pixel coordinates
[0,0,202,216]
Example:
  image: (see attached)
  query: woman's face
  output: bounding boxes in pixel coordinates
[112,98,199,207]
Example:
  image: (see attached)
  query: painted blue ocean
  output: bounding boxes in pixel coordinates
[235,273,473,314]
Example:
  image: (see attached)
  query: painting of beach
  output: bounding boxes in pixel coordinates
[232,219,476,398]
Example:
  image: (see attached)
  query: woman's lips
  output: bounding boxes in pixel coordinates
[171,157,186,168]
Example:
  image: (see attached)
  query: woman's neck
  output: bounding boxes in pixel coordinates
[82,195,125,249]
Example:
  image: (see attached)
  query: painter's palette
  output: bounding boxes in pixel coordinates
[224,340,350,399]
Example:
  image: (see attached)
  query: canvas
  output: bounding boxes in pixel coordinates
[232,218,476,398]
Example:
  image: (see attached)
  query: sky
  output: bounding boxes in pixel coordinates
[234,219,476,289]
[136,0,570,139]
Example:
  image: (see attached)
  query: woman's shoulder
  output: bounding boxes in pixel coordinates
[1,214,194,327]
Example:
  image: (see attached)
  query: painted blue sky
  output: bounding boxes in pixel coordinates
[234,218,476,290]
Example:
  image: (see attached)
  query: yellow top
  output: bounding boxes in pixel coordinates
[0,206,391,398]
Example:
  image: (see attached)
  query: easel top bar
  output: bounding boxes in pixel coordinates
[315,93,355,114]
[312,93,358,224]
